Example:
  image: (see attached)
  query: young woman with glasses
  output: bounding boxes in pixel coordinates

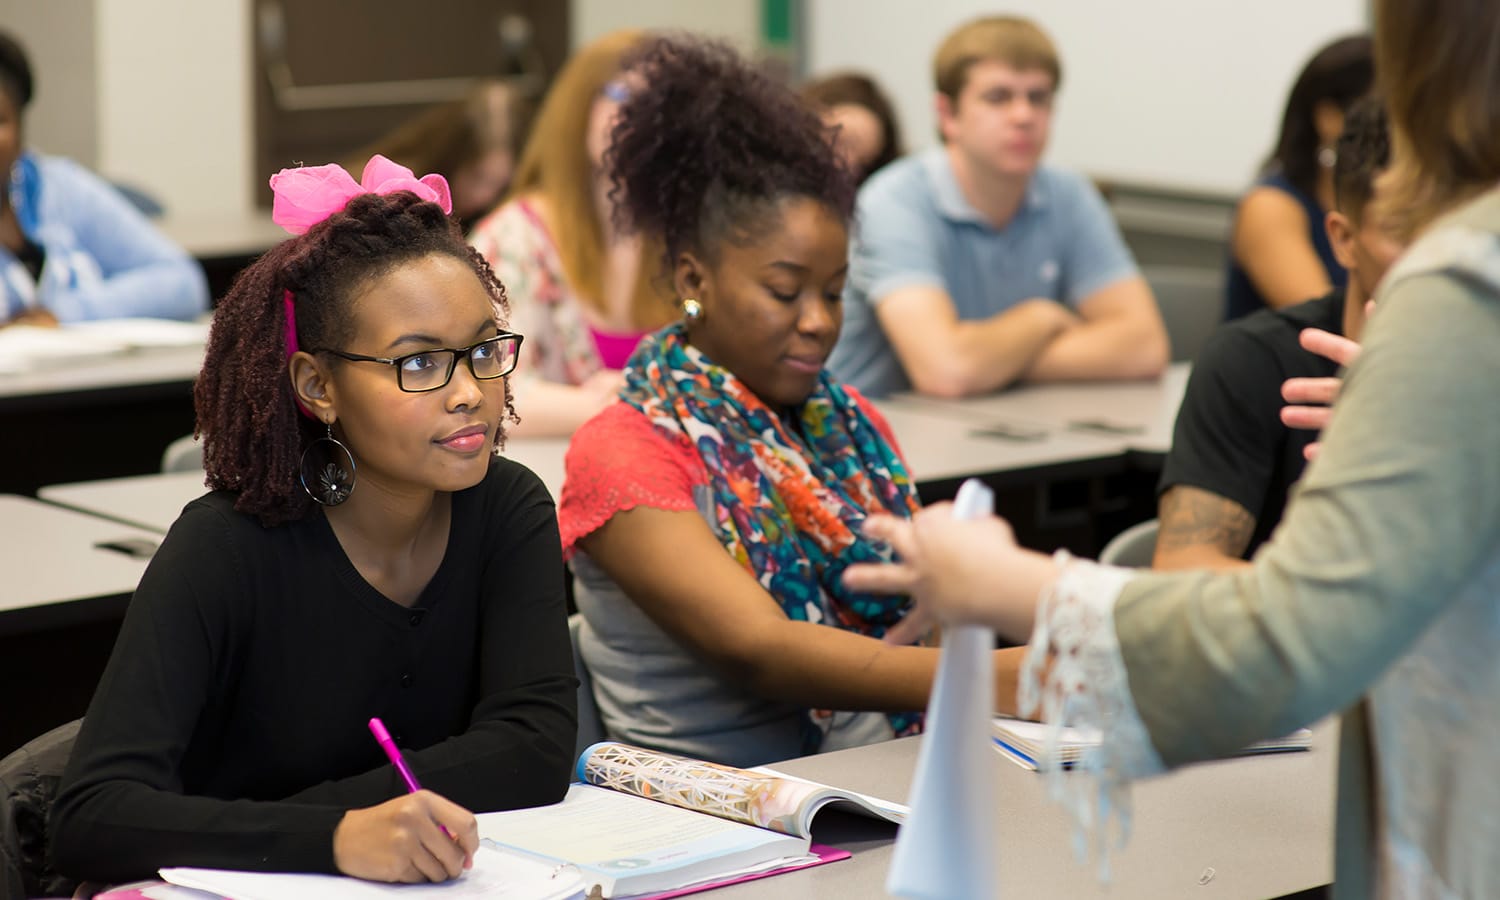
[51,157,575,888]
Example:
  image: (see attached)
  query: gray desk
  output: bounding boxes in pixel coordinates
[718,720,1337,899]
[0,343,203,409]
[890,362,1192,461]
[0,344,204,494]
[0,495,165,752]
[874,402,1127,488]
[37,438,571,536]
[0,495,159,632]
[39,470,210,533]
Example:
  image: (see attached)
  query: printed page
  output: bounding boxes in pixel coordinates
[751,766,908,832]
[477,784,807,894]
[159,845,580,900]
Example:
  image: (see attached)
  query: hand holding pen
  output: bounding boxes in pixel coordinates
[329,717,479,883]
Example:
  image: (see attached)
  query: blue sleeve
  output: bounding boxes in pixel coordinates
[847,172,946,307]
[37,158,210,323]
[1055,171,1139,306]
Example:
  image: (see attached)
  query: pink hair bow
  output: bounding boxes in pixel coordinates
[268,154,453,235]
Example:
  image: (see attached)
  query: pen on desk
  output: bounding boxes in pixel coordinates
[368,716,455,838]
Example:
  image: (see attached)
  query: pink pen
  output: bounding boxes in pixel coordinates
[368,716,455,839]
[368,717,423,793]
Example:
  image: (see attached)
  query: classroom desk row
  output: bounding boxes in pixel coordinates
[723,718,1336,899]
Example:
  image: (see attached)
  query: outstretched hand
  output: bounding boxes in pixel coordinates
[1281,326,1364,460]
[846,504,1057,645]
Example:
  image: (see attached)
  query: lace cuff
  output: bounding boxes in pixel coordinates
[1019,550,1165,879]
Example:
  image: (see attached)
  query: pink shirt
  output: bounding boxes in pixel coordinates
[588,325,649,370]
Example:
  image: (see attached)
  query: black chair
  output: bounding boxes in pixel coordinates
[0,720,80,900]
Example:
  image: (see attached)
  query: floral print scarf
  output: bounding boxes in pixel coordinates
[620,324,923,738]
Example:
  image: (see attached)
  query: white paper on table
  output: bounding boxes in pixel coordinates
[887,478,999,899]
[160,845,582,900]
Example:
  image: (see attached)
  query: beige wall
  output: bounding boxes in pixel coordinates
[1,0,99,168]
[572,0,759,51]
[2,0,756,217]
[94,0,253,215]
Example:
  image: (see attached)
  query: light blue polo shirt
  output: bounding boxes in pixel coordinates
[828,148,1139,396]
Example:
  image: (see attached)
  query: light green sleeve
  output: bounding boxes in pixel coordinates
[1112,262,1500,766]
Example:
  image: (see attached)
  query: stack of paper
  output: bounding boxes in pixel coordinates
[0,318,209,374]
[992,717,1313,771]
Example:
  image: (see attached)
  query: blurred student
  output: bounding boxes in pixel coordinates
[829,16,1166,398]
[0,30,207,327]
[345,79,528,228]
[1225,35,1374,319]
[468,31,676,437]
[800,72,903,184]
[1155,96,1400,570]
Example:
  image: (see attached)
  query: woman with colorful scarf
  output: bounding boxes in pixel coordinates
[557,36,1026,768]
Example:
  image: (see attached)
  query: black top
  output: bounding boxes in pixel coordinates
[1224,173,1346,321]
[1159,290,1345,557]
[50,459,577,883]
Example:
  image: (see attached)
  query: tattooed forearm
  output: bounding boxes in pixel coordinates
[1156,485,1257,561]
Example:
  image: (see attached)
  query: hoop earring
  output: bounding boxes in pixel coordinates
[681,298,703,323]
[300,421,356,506]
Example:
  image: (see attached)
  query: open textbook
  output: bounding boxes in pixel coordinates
[476,741,907,898]
[991,716,1314,771]
[153,742,905,900]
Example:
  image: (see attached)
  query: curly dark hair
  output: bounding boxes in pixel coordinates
[604,35,857,269]
[194,190,514,526]
[1332,94,1390,221]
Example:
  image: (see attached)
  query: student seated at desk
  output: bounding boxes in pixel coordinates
[49,156,575,886]
[1155,96,1401,570]
[0,31,208,328]
[468,30,676,438]
[1224,35,1373,320]
[828,16,1167,398]
[558,36,1025,770]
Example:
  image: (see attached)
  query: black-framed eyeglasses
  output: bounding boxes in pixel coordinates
[314,332,523,392]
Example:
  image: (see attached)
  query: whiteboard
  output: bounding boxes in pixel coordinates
[804,0,1368,196]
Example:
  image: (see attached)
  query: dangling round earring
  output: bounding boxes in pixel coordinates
[300,421,356,506]
[681,298,703,323]
[1317,145,1337,169]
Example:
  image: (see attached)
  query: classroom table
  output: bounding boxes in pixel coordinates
[871,401,1128,489]
[0,344,204,495]
[888,362,1192,464]
[0,495,166,754]
[718,719,1337,899]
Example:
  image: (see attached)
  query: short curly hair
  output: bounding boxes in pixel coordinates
[195,191,514,526]
[604,35,856,270]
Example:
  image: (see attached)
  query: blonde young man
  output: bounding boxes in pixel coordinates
[829,16,1167,398]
